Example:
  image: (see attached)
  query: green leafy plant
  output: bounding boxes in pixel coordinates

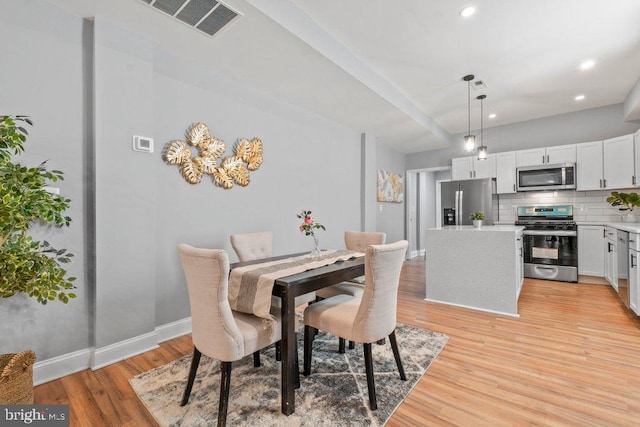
[469,210,486,221]
[0,115,76,304]
[606,192,640,212]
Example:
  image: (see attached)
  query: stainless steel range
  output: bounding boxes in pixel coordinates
[515,205,578,282]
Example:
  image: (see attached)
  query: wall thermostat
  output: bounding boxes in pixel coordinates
[132,135,154,153]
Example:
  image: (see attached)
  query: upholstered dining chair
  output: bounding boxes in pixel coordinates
[230,231,316,308]
[315,230,386,300]
[230,231,315,361]
[178,244,298,426]
[302,240,409,410]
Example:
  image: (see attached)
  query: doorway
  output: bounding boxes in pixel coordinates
[405,167,451,259]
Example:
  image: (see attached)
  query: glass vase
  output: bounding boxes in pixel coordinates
[310,234,321,258]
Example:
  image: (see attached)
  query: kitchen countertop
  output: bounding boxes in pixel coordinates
[430,225,524,232]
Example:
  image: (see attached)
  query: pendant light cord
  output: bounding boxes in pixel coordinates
[480,97,483,144]
[467,80,471,136]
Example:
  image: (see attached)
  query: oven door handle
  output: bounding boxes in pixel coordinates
[522,230,577,237]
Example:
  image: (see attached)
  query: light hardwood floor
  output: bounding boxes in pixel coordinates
[35,257,640,426]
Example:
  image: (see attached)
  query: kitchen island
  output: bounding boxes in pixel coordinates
[425,225,524,317]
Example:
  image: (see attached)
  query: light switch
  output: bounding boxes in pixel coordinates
[379,205,383,212]
[133,135,154,153]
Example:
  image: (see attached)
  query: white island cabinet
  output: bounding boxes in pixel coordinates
[425,225,524,317]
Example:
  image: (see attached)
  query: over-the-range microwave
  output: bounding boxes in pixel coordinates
[516,163,576,192]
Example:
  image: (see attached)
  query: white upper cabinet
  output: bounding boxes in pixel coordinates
[547,144,577,164]
[603,134,634,189]
[451,155,496,180]
[576,135,635,191]
[516,148,546,167]
[576,141,604,191]
[516,144,576,167]
[451,157,473,180]
[496,151,517,194]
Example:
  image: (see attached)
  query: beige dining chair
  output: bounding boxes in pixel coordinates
[316,230,386,299]
[302,240,409,410]
[178,244,298,426]
[230,231,315,361]
[230,231,316,307]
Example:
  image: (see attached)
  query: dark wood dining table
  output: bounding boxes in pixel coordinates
[230,252,365,415]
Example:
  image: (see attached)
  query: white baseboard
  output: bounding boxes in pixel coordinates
[33,348,92,386]
[424,297,520,318]
[418,249,425,256]
[31,318,191,385]
[156,317,191,343]
[91,331,159,370]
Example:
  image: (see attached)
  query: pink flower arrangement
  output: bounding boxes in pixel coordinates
[297,210,325,237]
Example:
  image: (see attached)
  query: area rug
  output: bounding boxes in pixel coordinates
[130,324,448,426]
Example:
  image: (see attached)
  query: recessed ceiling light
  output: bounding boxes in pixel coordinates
[575,95,585,101]
[460,6,476,17]
[580,59,595,71]
[489,113,497,119]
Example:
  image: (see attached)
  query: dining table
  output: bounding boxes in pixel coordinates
[230,252,365,416]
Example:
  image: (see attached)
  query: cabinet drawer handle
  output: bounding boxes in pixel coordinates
[631,253,636,269]
[634,176,637,186]
[603,179,607,188]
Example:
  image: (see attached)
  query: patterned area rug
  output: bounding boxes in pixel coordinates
[130,324,448,426]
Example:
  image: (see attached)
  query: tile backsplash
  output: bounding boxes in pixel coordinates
[497,188,637,223]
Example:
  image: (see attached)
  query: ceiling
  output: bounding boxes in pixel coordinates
[44,0,640,153]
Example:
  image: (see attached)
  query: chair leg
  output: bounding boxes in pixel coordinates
[253,351,261,367]
[303,325,315,376]
[218,361,232,427]
[275,341,281,361]
[348,340,355,350]
[181,347,202,406]
[389,330,407,381]
[338,337,346,353]
[363,343,377,410]
[295,352,301,389]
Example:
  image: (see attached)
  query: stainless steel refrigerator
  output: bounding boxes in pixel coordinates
[441,178,498,226]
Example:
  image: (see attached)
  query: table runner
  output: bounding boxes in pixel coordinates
[228,250,364,325]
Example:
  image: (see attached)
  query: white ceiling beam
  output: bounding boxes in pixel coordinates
[244,0,453,146]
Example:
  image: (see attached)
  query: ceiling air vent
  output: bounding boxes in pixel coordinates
[141,0,240,37]
[472,80,487,90]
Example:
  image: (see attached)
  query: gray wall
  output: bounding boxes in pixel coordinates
[376,143,407,243]
[407,103,640,169]
[0,0,90,359]
[0,0,361,362]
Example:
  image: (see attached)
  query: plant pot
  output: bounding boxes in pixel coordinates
[623,212,638,223]
[473,220,483,228]
[0,351,35,404]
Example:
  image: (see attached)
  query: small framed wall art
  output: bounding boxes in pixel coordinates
[377,169,404,203]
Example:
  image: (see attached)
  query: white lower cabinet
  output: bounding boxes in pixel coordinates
[629,233,639,315]
[604,227,617,290]
[578,225,604,277]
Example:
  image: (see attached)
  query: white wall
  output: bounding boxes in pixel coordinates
[0,0,90,360]
[376,143,407,243]
[0,0,362,372]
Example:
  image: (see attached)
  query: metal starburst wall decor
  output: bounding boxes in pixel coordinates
[162,122,263,189]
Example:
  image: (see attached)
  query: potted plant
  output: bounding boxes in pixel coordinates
[606,191,640,223]
[0,115,76,404]
[469,210,486,228]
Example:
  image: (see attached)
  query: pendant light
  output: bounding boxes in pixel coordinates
[477,94,488,160]
[463,75,476,152]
